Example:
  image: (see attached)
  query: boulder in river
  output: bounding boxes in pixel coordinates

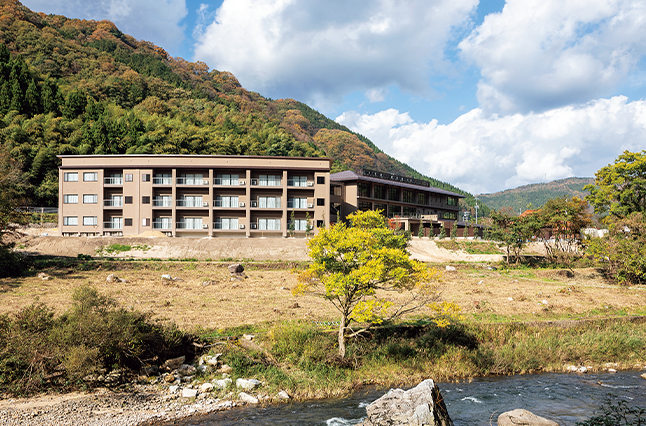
[358,379,453,426]
[498,409,559,426]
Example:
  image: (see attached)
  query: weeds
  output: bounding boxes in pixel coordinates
[576,398,646,426]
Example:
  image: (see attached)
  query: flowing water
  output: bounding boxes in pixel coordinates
[172,371,646,426]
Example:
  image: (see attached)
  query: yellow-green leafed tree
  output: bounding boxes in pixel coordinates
[294,210,452,358]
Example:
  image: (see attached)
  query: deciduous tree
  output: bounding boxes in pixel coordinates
[294,210,455,358]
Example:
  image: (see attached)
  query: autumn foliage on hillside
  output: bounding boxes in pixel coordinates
[0,0,475,208]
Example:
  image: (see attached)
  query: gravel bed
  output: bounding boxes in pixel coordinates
[0,385,241,426]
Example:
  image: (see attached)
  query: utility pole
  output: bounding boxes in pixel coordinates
[475,196,479,225]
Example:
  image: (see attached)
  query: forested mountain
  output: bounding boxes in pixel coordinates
[477,177,594,213]
[0,0,482,210]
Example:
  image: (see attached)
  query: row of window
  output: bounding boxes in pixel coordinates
[64,172,326,186]
[64,216,311,231]
[357,183,458,206]
[64,194,325,207]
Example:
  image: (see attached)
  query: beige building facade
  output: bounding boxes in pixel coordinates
[58,155,331,237]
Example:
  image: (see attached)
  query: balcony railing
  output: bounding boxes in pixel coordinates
[176,221,206,230]
[213,178,242,186]
[287,179,312,187]
[103,221,123,229]
[176,178,209,185]
[153,199,173,207]
[287,201,311,209]
[104,199,123,207]
[213,200,241,208]
[153,177,172,185]
[176,200,208,207]
[104,177,123,185]
[152,221,172,230]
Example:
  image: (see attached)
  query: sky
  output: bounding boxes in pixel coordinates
[21,0,646,195]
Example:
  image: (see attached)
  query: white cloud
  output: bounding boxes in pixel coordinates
[193,0,477,109]
[459,0,646,115]
[21,0,188,54]
[337,96,646,194]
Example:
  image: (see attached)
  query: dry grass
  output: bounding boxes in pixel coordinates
[1,262,645,330]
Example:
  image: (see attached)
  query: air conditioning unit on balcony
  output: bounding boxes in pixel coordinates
[239,224,245,229]
[251,201,257,207]
[239,202,245,207]
[203,180,209,185]
[251,179,258,185]
[251,223,258,229]
[307,203,314,208]
[202,223,209,229]
[307,182,314,187]
[239,180,245,185]
[202,202,209,207]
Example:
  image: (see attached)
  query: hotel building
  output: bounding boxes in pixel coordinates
[58,155,331,237]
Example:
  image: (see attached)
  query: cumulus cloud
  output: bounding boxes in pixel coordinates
[459,0,646,115]
[337,97,646,194]
[21,0,188,54]
[193,0,477,108]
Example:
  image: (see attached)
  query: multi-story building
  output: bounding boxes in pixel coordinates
[58,155,331,237]
[330,169,466,236]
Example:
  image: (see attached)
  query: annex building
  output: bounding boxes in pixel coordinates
[58,156,466,238]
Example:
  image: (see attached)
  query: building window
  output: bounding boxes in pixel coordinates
[83,216,98,226]
[142,218,150,227]
[289,219,308,231]
[153,174,172,185]
[64,172,78,182]
[358,201,371,211]
[153,217,172,229]
[125,196,133,204]
[374,186,385,200]
[417,193,426,205]
[215,196,239,207]
[316,220,324,227]
[125,174,133,182]
[403,206,417,216]
[447,197,457,206]
[258,196,281,208]
[288,176,308,187]
[316,198,325,206]
[259,175,281,186]
[317,176,325,185]
[83,194,97,204]
[142,174,150,182]
[83,172,98,182]
[288,197,308,209]
[358,182,370,197]
[403,190,413,203]
[374,203,387,214]
[215,174,240,185]
[215,217,239,230]
[142,196,150,204]
[442,211,457,220]
[124,218,133,227]
[388,187,399,201]
[388,205,401,216]
[330,185,342,196]
[63,194,78,204]
[258,218,281,230]
[63,216,78,226]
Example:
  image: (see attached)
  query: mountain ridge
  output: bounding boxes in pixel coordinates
[0,0,485,214]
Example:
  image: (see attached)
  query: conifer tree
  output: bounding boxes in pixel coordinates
[25,79,39,116]
[41,80,60,115]
[9,79,23,112]
[450,222,457,239]
[0,80,10,114]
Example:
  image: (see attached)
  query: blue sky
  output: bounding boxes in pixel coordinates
[21,0,646,194]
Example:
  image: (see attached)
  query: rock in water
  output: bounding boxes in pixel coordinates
[498,409,559,426]
[358,379,453,426]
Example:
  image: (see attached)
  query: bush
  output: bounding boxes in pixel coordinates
[0,245,28,278]
[576,398,646,426]
[0,286,195,395]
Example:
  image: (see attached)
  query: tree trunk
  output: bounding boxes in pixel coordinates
[338,314,346,358]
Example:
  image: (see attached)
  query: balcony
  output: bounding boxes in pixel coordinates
[213,178,244,186]
[251,179,282,187]
[104,177,123,185]
[104,199,123,207]
[213,200,241,208]
[152,220,172,230]
[153,177,172,185]
[103,221,123,229]
[153,198,173,207]
[176,221,206,230]
[176,177,209,185]
[176,200,209,208]
[287,179,312,187]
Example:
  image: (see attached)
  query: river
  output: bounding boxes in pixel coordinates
[167,370,646,425]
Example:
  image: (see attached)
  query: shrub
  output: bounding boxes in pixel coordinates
[576,398,646,426]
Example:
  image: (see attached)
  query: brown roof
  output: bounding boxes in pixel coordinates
[330,170,465,198]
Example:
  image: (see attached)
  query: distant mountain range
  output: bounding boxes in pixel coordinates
[477,177,595,213]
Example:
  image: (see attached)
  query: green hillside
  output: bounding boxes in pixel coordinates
[0,0,483,212]
[477,177,594,213]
